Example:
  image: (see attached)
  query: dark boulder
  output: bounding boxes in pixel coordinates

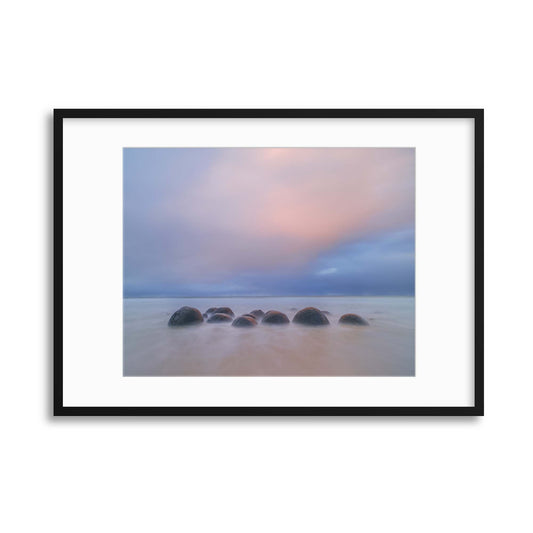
[207,313,234,323]
[242,313,258,319]
[206,307,217,314]
[262,310,290,325]
[249,309,265,319]
[292,307,329,326]
[211,307,234,317]
[232,316,257,327]
[168,306,204,327]
[338,313,369,326]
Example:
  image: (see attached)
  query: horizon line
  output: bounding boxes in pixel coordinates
[124,294,415,299]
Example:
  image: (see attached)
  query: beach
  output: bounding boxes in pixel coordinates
[123,296,415,376]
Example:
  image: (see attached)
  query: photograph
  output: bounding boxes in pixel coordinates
[56,108,481,415]
[123,147,416,376]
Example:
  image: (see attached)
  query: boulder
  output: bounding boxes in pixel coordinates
[232,316,258,327]
[212,307,234,317]
[292,307,329,326]
[168,306,204,327]
[207,313,234,323]
[249,309,265,319]
[205,307,217,314]
[262,310,290,325]
[338,313,369,326]
[242,313,258,319]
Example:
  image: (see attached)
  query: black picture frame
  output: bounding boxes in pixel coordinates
[54,108,484,416]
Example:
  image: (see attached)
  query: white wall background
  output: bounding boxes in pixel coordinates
[0,1,530,532]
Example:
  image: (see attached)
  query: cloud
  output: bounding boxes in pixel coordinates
[124,148,415,295]
[317,267,338,276]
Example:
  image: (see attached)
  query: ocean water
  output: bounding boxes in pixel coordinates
[123,297,415,376]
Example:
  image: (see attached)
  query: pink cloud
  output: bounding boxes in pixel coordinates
[158,148,414,281]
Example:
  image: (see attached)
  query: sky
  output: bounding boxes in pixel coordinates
[124,148,415,297]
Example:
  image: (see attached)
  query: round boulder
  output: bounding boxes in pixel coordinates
[249,309,265,319]
[262,310,290,325]
[338,313,369,326]
[232,316,258,327]
[168,306,204,327]
[205,307,217,314]
[207,313,234,323]
[292,307,329,326]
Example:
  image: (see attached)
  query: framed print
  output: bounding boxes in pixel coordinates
[54,108,483,416]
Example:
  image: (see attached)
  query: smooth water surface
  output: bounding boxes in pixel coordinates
[124,297,415,376]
